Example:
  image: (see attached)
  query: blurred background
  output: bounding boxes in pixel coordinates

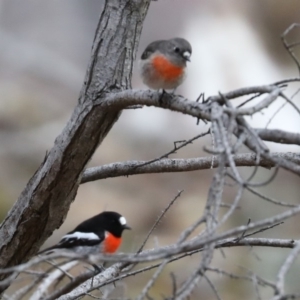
[1,0,300,299]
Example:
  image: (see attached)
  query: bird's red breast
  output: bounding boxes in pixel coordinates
[152,55,184,81]
[104,232,122,253]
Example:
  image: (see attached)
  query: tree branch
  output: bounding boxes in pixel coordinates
[51,237,297,299]
[81,152,300,183]
[256,128,300,145]
[0,0,150,290]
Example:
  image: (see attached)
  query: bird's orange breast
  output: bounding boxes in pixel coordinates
[104,232,122,254]
[152,55,183,81]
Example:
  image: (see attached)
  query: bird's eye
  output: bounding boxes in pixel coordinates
[174,47,180,53]
[141,51,151,60]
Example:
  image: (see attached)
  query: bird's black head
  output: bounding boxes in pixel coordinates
[73,211,131,238]
[75,211,131,238]
[100,211,131,237]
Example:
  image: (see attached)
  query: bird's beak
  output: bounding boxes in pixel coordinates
[123,224,131,230]
[182,51,191,62]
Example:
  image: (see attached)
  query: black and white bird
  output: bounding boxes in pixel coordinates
[38,211,131,256]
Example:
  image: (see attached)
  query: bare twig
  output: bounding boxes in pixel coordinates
[281,23,300,75]
[137,190,183,254]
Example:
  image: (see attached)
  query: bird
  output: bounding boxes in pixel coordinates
[139,37,192,91]
[38,211,131,256]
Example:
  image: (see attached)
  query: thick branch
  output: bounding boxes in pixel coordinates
[256,128,300,145]
[100,81,300,114]
[0,0,150,286]
[81,152,300,183]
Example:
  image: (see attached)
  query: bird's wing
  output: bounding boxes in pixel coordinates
[38,231,104,254]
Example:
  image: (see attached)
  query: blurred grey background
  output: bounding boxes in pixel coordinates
[1,1,300,299]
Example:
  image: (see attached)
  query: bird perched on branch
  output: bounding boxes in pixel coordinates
[139,37,192,91]
[38,211,131,256]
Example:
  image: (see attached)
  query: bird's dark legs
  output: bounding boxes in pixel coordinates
[158,89,176,105]
[92,264,105,273]
[158,89,167,105]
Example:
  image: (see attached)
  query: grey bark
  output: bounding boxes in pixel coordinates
[81,152,300,183]
[0,0,150,290]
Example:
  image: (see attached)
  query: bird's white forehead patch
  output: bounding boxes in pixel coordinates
[119,216,127,226]
[183,51,191,59]
[62,231,99,241]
